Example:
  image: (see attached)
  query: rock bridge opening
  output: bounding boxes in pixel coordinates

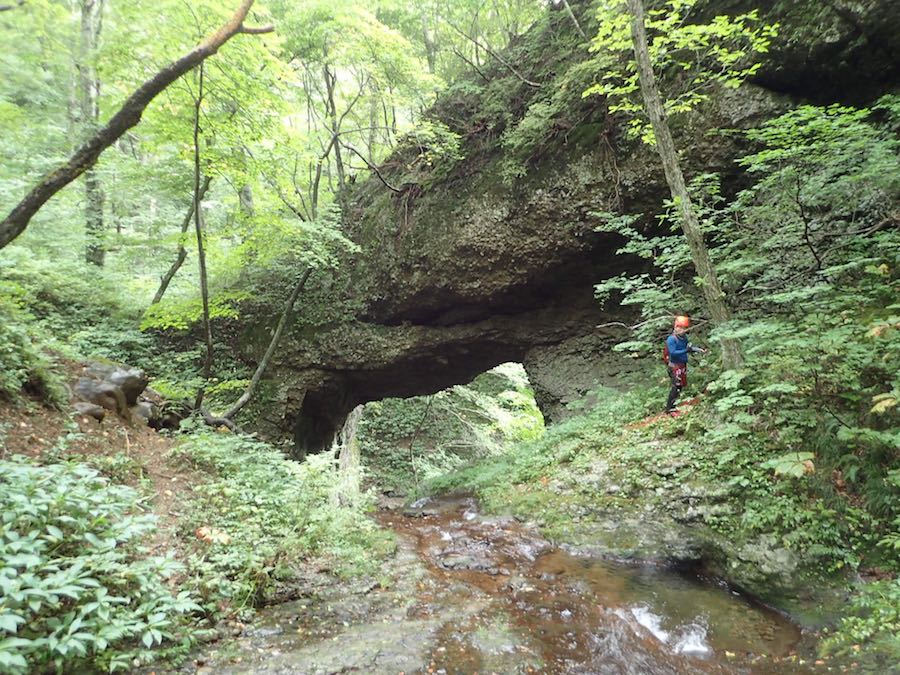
[349,362,546,489]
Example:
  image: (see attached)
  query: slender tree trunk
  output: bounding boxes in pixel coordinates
[79,0,105,266]
[311,160,322,219]
[0,0,272,251]
[388,84,398,137]
[151,175,212,304]
[380,97,394,148]
[218,268,312,420]
[559,0,586,39]
[421,16,437,74]
[625,0,742,369]
[406,395,434,492]
[323,64,346,200]
[110,175,123,235]
[238,183,254,217]
[367,95,378,161]
[192,63,214,410]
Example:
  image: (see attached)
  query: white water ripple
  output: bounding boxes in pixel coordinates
[615,605,712,658]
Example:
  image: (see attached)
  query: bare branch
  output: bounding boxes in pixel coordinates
[0,0,271,250]
[151,176,213,305]
[219,268,314,421]
[441,16,541,88]
[238,24,274,34]
[338,140,401,193]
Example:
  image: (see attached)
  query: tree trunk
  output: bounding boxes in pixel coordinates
[84,170,105,265]
[79,0,105,266]
[625,0,742,369]
[218,268,312,420]
[367,95,378,161]
[558,0,586,39]
[151,175,212,305]
[323,64,346,201]
[421,16,437,74]
[192,64,214,410]
[238,183,254,217]
[0,0,272,251]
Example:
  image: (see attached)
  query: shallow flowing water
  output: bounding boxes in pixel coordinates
[192,495,818,674]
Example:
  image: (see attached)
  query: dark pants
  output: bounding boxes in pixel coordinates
[666,364,687,412]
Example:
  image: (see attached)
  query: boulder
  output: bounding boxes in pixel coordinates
[130,400,157,425]
[73,378,128,418]
[85,363,148,405]
[108,369,149,406]
[73,361,153,423]
[72,401,106,422]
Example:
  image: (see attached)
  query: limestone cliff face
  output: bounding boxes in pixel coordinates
[246,0,899,455]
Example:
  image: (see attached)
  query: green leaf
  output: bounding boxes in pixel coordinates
[0,613,24,634]
[761,452,815,478]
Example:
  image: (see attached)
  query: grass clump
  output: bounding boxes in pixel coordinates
[171,430,393,618]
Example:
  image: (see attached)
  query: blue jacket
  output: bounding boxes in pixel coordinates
[666,334,692,365]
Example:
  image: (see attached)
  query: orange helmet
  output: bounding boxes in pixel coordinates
[674,315,690,328]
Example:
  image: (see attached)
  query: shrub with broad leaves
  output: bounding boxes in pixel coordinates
[0,458,199,673]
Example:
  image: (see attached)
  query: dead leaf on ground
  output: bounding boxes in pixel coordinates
[196,526,231,544]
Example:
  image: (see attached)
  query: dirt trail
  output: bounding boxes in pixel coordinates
[1,394,195,556]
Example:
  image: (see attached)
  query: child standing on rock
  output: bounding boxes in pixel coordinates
[664,315,705,414]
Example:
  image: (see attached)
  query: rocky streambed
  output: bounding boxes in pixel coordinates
[188,495,824,674]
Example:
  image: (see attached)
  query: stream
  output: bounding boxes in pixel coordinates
[192,496,817,674]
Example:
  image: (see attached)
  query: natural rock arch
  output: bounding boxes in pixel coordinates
[239,0,900,457]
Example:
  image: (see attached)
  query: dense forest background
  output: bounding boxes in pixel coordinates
[0,0,898,672]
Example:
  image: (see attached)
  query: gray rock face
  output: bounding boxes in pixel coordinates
[733,534,800,592]
[85,363,148,405]
[244,0,898,456]
[130,400,157,425]
[715,0,900,104]
[263,92,777,456]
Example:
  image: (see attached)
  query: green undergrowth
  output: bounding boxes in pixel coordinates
[359,363,544,495]
[0,457,198,674]
[426,383,652,511]
[821,578,900,665]
[0,246,252,413]
[0,429,394,673]
[171,429,394,618]
[0,248,153,369]
[0,296,67,408]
